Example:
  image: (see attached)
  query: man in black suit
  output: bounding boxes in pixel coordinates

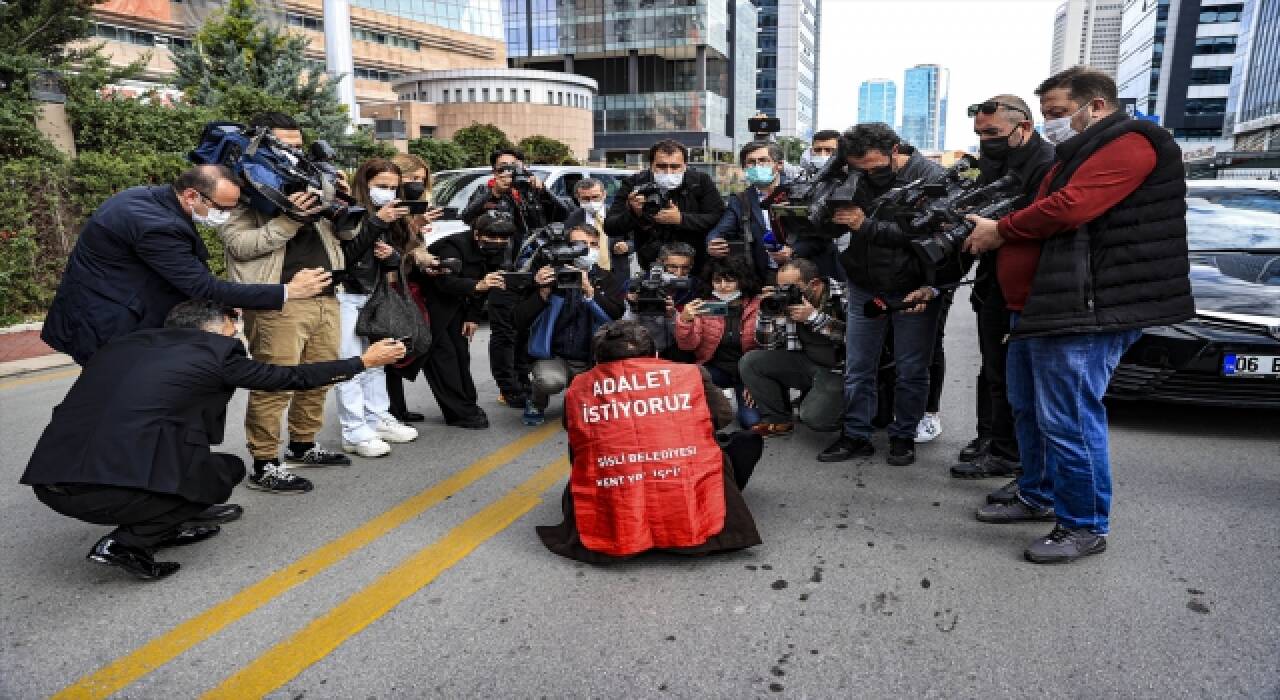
[40,165,332,366]
[21,300,406,580]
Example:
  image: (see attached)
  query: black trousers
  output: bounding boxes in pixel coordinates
[34,485,208,549]
[925,291,954,413]
[976,291,1018,460]
[422,305,483,424]
[719,429,764,490]
[486,288,532,401]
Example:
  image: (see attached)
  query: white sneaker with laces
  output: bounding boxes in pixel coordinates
[915,412,943,443]
[342,437,392,458]
[374,414,418,443]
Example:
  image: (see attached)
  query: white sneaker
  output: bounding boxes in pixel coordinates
[915,412,943,443]
[342,437,391,458]
[374,414,418,443]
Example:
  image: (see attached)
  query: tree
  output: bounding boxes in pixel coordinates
[408,138,467,172]
[451,123,512,168]
[518,135,576,165]
[171,0,348,142]
[776,137,808,164]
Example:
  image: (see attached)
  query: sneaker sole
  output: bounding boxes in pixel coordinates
[950,468,1017,480]
[975,511,1056,524]
[815,449,874,463]
[375,434,417,444]
[244,481,313,494]
[283,460,352,468]
[1024,538,1107,564]
[913,434,940,444]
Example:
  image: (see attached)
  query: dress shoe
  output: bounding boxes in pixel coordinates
[391,409,425,423]
[987,479,1020,505]
[886,436,916,466]
[958,436,990,463]
[156,525,221,549]
[448,415,491,430]
[188,503,243,525]
[950,452,1020,479]
[816,435,874,462]
[87,536,180,580]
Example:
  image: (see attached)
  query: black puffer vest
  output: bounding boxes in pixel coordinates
[1013,112,1194,338]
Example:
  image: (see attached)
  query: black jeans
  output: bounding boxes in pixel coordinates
[35,485,208,549]
[976,292,1018,460]
[422,305,483,423]
[486,288,532,401]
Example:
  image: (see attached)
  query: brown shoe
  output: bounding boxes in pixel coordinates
[751,422,794,438]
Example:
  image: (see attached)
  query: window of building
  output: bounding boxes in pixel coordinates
[286,13,323,31]
[548,90,555,103]
[442,91,450,103]
[1184,98,1227,116]
[510,88,518,102]
[1189,67,1232,85]
[496,88,504,102]
[482,88,490,101]
[468,88,477,102]
[525,89,532,102]
[419,126,436,138]
[1193,36,1237,54]
[456,89,463,102]
[1173,128,1225,139]
[1198,4,1243,23]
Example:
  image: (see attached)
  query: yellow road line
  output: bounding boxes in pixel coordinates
[0,367,79,391]
[53,423,562,700]
[201,456,570,700]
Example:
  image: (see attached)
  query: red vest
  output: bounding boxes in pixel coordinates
[564,358,726,556]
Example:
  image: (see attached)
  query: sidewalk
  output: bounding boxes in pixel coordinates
[0,323,74,379]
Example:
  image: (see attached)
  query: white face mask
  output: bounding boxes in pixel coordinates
[576,248,600,270]
[193,206,231,227]
[806,154,830,170]
[369,186,398,207]
[1043,104,1090,145]
[581,200,606,217]
[712,289,741,302]
[653,171,684,190]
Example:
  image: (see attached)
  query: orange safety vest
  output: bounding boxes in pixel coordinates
[563,357,726,557]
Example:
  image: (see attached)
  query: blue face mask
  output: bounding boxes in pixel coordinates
[745,165,776,187]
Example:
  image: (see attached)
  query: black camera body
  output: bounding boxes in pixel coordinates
[428,257,463,275]
[629,264,692,315]
[633,181,672,220]
[770,153,867,240]
[530,222,590,290]
[759,283,806,316]
[497,163,536,192]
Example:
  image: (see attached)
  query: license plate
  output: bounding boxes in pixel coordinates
[1221,353,1280,377]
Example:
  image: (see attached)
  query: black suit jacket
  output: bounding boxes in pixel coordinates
[21,328,364,504]
[41,186,285,365]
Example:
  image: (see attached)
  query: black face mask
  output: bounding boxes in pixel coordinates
[863,153,897,190]
[402,181,427,201]
[979,128,1025,162]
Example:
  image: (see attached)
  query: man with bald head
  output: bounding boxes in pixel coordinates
[42,164,330,366]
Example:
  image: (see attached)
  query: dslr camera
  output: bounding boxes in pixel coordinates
[496,163,536,193]
[531,223,590,290]
[628,264,692,316]
[427,257,463,275]
[632,181,673,221]
[759,284,806,316]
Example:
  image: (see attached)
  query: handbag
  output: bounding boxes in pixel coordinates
[355,272,433,356]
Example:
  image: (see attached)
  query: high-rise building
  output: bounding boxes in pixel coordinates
[901,64,948,151]
[752,0,822,139]
[1117,0,1245,152]
[857,79,896,126]
[1225,0,1280,153]
[1050,0,1126,76]
[503,0,753,162]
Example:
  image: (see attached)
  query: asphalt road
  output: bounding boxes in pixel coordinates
[2,297,1277,699]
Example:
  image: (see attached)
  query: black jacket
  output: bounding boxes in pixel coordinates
[513,266,626,361]
[461,179,570,239]
[21,328,364,504]
[1013,112,1195,337]
[42,186,285,365]
[338,215,402,295]
[972,131,1057,310]
[838,151,947,294]
[605,169,726,270]
[425,231,500,324]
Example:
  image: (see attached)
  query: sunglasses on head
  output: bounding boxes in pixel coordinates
[968,101,1031,119]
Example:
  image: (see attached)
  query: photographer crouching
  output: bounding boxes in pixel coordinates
[513,224,627,426]
[623,242,706,360]
[606,140,725,274]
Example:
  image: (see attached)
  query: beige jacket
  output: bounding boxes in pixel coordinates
[218,205,349,285]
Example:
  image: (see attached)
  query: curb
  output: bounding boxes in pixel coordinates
[0,352,75,379]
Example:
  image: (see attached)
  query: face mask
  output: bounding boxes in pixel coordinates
[576,248,600,270]
[401,181,427,201]
[1043,104,1089,145]
[193,205,231,227]
[369,187,397,207]
[745,165,776,187]
[806,154,830,170]
[653,171,684,190]
[865,162,896,190]
[581,200,605,218]
[712,289,741,302]
[980,129,1021,161]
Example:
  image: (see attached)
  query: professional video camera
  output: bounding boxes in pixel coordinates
[529,222,591,290]
[759,284,806,316]
[189,122,364,229]
[629,264,693,316]
[767,146,867,241]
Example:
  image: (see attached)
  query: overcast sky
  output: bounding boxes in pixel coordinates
[816,0,1063,152]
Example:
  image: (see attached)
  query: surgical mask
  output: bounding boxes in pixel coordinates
[1043,104,1089,145]
[712,289,741,302]
[576,248,600,269]
[745,165,776,187]
[806,154,830,170]
[401,181,427,201]
[193,206,231,227]
[980,130,1021,162]
[581,200,606,218]
[369,186,397,207]
[653,171,684,190]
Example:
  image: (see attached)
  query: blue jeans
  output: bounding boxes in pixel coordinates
[841,284,941,440]
[1006,313,1141,534]
[705,365,761,429]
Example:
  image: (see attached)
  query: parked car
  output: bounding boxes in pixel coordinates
[425,165,638,245]
[1108,180,1280,408]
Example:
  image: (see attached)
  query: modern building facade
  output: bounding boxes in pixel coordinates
[1224,0,1280,152]
[901,64,948,151]
[1118,0,1245,154]
[857,79,896,126]
[752,0,821,140]
[1050,0,1126,76]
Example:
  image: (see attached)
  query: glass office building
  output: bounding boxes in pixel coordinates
[353,0,506,40]
[901,64,948,151]
[1225,0,1280,151]
[752,0,820,139]
[857,79,897,126]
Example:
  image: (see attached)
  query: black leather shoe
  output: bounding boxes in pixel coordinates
[816,435,875,462]
[187,503,243,525]
[958,437,990,463]
[950,452,1020,479]
[392,410,425,423]
[87,537,180,580]
[156,525,221,549]
[886,436,916,466]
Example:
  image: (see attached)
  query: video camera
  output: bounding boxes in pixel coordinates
[189,122,364,230]
[529,222,591,290]
[629,264,693,316]
[496,163,537,192]
[759,284,806,316]
[768,144,867,241]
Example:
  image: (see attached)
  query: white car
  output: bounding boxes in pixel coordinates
[425,165,638,246]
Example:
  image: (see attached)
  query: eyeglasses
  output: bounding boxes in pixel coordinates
[967,101,1032,119]
[743,157,775,167]
[197,191,236,211]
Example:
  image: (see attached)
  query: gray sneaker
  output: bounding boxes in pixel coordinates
[1024,525,1107,564]
[951,452,1020,479]
[975,500,1056,523]
[986,479,1020,505]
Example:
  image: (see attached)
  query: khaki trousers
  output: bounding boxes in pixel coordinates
[243,296,341,459]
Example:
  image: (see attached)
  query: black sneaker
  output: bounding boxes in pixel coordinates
[448,414,491,430]
[1024,525,1107,564]
[975,500,1055,523]
[283,444,352,468]
[958,437,990,463]
[986,479,1020,505]
[950,452,1020,479]
[816,435,874,462]
[246,462,314,494]
[886,436,915,466]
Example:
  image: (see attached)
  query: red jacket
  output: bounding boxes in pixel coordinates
[673,296,762,364]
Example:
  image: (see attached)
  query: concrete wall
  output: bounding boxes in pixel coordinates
[362,101,595,161]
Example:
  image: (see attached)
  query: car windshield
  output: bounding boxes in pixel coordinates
[431,172,488,211]
[1186,187,1280,251]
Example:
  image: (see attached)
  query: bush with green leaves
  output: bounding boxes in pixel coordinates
[408,138,468,172]
[517,135,577,165]
[452,123,513,168]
